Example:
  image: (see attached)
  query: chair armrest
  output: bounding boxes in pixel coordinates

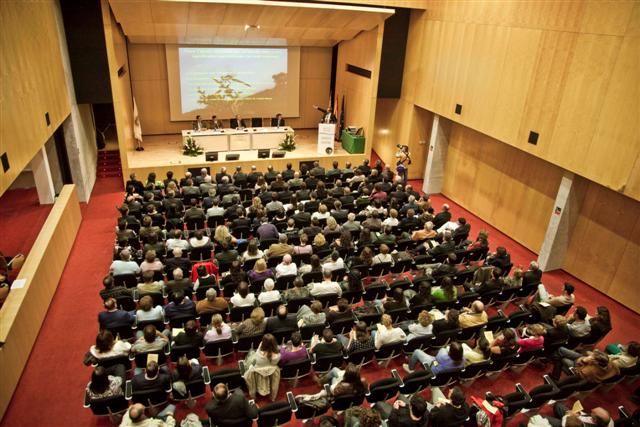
[568,367,578,376]
[618,406,631,419]
[248,400,258,420]
[391,369,404,387]
[497,309,505,318]
[202,366,211,385]
[323,384,331,397]
[83,387,91,408]
[132,289,139,302]
[543,374,559,391]
[311,353,317,364]
[515,383,531,401]
[287,391,298,412]
[128,352,135,361]
[239,359,246,375]
[125,380,133,400]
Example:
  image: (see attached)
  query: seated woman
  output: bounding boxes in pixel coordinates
[233,307,267,338]
[230,281,256,307]
[204,314,232,343]
[332,230,354,252]
[248,259,274,283]
[517,323,546,353]
[293,233,313,255]
[587,306,612,342]
[189,230,211,248]
[311,204,331,221]
[279,331,308,366]
[349,246,374,268]
[461,335,492,366]
[171,356,203,399]
[299,254,323,275]
[382,287,407,313]
[490,328,519,357]
[607,341,640,370]
[312,233,330,253]
[90,330,131,360]
[323,217,342,235]
[322,251,345,273]
[139,250,163,274]
[403,341,465,374]
[409,283,433,307]
[503,268,523,289]
[374,314,406,349]
[135,295,164,323]
[411,221,437,241]
[86,366,125,401]
[431,277,457,303]
[243,334,281,399]
[382,208,399,228]
[284,277,311,301]
[311,363,368,398]
[406,310,434,341]
[173,320,204,348]
[357,227,374,247]
[466,230,489,251]
[242,238,264,262]
[193,265,217,291]
[342,321,375,354]
[372,244,394,265]
[297,300,326,326]
[258,278,281,304]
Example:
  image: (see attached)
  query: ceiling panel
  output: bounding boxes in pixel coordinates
[109,0,393,46]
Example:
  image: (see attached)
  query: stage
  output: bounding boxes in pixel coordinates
[125,129,368,180]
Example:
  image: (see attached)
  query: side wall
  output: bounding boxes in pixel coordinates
[414,0,640,201]
[128,45,333,135]
[563,180,640,313]
[335,26,385,155]
[0,185,82,418]
[442,123,564,253]
[101,0,134,176]
[0,1,71,196]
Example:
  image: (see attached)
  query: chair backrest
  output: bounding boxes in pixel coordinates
[301,271,323,285]
[430,328,461,348]
[131,388,169,407]
[331,392,365,411]
[259,300,281,317]
[230,305,255,322]
[276,274,297,291]
[404,334,433,353]
[95,354,132,371]
[203,339,235,359]
[315,293,339,309]
[366,377,400,404]
[362,283,388,301]
[114,273,138,288]
[369,262,391,277]
[375,342,404,362]
[399,370,432,395]
[429,368,461,388]
[347,348,375,366]
[329,318,355,336]
[312,353,345,373]
[285,297,312,313]
[133,350,167,368]
[300,323,326,342]
[86,393,129,416]
[209,367,246,391]
[170,344,200,360]
[341,289,363,305]
[280,357,312,380]
[168,315,196,329]
[257,401,292,427]
[272,328,298,346]
[385,307,409,324]
[235,333,264,353]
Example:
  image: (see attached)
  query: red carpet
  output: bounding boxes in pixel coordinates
[0,187,52,269]
[0,175,637,427]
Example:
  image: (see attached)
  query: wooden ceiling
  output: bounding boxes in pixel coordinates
[108,0,395,46]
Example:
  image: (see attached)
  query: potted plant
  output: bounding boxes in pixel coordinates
[183,136,204,157]
[279,132,296,152]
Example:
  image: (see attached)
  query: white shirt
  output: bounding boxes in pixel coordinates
[258,290,281,304]
[110,260,141,276]
[309,280,342,297]
[206,207,225,218]
[166,238,190,251]
[322,258,344,272]
[230,293,256,307]
[372,253,393,265]
[90,340,132,359]
[382,217,399,227]
[275,262,297,277]
[189,236,211,248]
[136,306,164,322]
[311,211,331,221]
[437,221,459,234]
[407,323,433,341]
[242,250,264,262]
[374,326,406,349]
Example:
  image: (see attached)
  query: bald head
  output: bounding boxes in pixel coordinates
[128,404,146,422]
[590,407,611,427]
[471,300,485,314]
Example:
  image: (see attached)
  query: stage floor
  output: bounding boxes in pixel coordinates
[124,129,367,179]
[128,129,353,169]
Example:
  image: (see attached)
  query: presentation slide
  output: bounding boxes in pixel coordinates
[166,46,300,122]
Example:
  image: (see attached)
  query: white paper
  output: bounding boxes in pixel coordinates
[11,279,26,289]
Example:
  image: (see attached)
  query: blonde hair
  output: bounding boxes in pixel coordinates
[326,216,338,230]
[529,323,546,337]
[417,310,433,327]
[381,314,393,328]
[145,250,156,263]
[250,307,265,325]
[214,225,232,243]
[314,233,327,247]
[389,209,398,219]
[318,204,328,214]
[211,314,224,334]
[254,259,267,272]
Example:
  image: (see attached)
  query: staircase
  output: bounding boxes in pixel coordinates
[97,150,122,178]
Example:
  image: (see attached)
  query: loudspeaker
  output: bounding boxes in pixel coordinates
[205,151,218,161]
[225,153,240,161]
[528,131,539,145]
[258,149,270,159]
[272,151,285,158]
[455,104,462,114]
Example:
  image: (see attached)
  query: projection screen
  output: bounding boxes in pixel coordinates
[166,45,300,121]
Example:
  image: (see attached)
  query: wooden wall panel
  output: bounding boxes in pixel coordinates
[0,185,81,418]
[562,180,640,313]
[409,0,640,202]
[442,123,563,253]
[128,45,332,134]
[0,1,71,196]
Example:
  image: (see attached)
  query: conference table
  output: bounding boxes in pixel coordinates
[182,126,293,152]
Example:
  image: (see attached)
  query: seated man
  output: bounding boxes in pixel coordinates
[552,348,620,382]
[205,383,258,427]
[137,270,163,295]
[310,328,344,357]
[164,248,192,275]
[165,268,192,295]
[538,281,576,308]
[403,341,465,374]
[533,402,613,427]
[567,306,591,338]
[308,270,342,297]
[265,305,297,334]
[131,324,170,354]
[458,300,488,329]
[428,386,469,427]
[275,254,297,278]
[325,298,353,324]
[131,360,171,394]
[98,298,135,330]
[266,234,294,258]
[110,249,140,276]
[385,394,429,427]
[196,288,229,315]
[164,290,196,321]
[99,274,132,301]
[120,403,176,427]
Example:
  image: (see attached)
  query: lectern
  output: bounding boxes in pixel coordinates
[317,123,335,155]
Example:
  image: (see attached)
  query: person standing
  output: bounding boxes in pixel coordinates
[395,144,411,184]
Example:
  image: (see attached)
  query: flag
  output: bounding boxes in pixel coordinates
[339,95,345,135]
[133,97,143,147]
